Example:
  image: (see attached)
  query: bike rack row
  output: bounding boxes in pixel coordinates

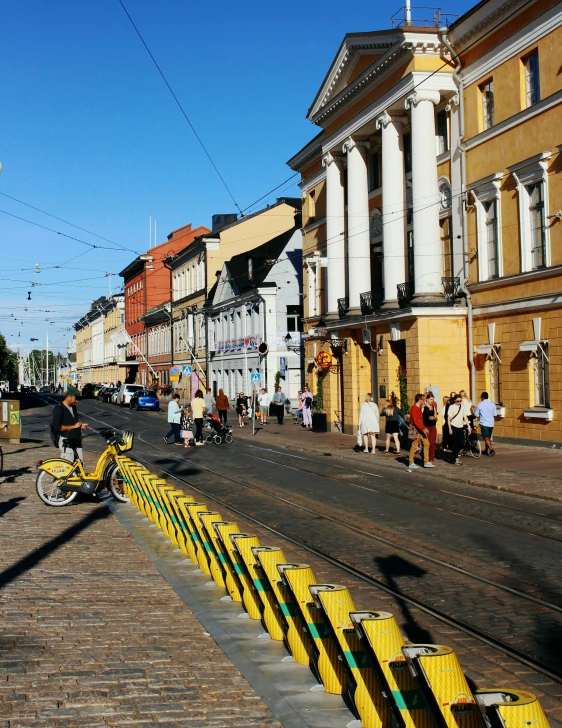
[116,455,550,728]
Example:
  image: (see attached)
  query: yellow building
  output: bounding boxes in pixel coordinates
[74,295,127,387]
[288,0,561,445]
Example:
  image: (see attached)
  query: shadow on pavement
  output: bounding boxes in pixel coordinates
[151,457,202,479]
[0,506,110,591]
[0,466,32,483]
[0,497,25,518]
[375,554,435,644]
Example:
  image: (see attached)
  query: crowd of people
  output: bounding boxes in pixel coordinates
[358,389,497,469]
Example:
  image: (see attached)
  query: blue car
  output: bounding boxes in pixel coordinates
[129,389,160,411]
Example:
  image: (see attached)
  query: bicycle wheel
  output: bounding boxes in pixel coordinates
[469,437,482,459]
[36,471,78,507]
[107,466,129,503]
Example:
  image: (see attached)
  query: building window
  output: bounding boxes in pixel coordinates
[533,344,550,407]
[286,305,303,332]
[480,80,494,130]
[308,190,316,219]
[528,182,546,269]
[403,132,412,174]
[484,200,499,279]
[440,217,453,279]
[369,151,380,192]
[523,50,540,107]
[488,355,501,406]
[436,109,448,154]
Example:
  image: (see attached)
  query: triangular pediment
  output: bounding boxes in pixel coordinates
[307,30,403,122]
[213,263,238,305]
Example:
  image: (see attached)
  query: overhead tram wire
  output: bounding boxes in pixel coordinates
[0,191,141,256]
[117,0,243,217]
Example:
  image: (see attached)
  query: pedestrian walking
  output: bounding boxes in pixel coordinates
[474,391,497,456]
[407,393,433,470]
[358,393,380,454]
[215,388,230,425]
[258,388,270,425]
[164,393,182,445]
[447,393,470,465]
[51,387,88,462]
[190,389,207,445]
[204,388,215,413]
[272,387,287,424]
[381,393,403,454]
[301,384,313,430]
[236,392,248,427]
[294,391,303,425]
[459,389,475,428]
[423,392,439,465]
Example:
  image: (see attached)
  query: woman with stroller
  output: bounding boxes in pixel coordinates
[236,392,248,427]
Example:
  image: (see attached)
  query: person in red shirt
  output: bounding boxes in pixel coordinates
[408,393,434,470]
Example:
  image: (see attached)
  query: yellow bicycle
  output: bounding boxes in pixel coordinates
[36,429,134,507]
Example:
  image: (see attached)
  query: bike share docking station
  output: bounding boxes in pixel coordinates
[113,453,551,728]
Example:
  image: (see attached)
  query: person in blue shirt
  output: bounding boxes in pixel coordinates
[474,392,497,457]
[272,387,287,424]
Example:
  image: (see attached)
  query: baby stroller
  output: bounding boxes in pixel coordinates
[205,412,233,445]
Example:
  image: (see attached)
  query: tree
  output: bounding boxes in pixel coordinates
[0,333,18,382]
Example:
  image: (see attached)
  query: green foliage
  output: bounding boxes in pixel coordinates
[0,333,17,382]
[314,369,325,413]
[274,370,281,390]
[397,366,409,414]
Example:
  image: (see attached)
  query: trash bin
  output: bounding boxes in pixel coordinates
[0,400,21,443]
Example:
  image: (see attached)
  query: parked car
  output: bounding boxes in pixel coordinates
[39,385,51,393]
[91,384,103,399]
[129,389,160,411]
[111,388,120,405]
[81,383,96,399]
[118,383,144,407]
[100,387,117,403]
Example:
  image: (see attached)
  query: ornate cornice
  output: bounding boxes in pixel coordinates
[450,0,528,50]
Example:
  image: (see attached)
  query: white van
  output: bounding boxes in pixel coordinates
[118,383,144,407]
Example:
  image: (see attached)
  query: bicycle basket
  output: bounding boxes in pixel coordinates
[117,430,134,453]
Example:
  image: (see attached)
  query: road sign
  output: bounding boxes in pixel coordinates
[83,369,89,375]
[170,375,180,382]
[250,372,261,384]
[170,366,179,376]
[181,365,192,376]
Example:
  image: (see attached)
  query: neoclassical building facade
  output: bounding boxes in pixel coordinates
[288,0,562,444]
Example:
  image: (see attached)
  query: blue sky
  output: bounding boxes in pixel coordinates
[0,0,471,353]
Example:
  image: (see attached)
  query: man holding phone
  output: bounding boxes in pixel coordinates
[51,387,88,462]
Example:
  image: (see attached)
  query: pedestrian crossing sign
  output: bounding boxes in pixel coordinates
[250,372,261,384]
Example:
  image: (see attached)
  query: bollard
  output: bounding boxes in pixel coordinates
[168,492,196,556]
[115,456,137,505]
[182,503,212,574]
[310,585,390,728]
[228,534,263,621]
[211,522,244,602]
[474,689,550,728]
[350,611,431,728]
[402,645,485,728]
[253,547,311,665]
[145,474,171,532]
[174,496,200,564]
[277,564,345,695]
[160,487,186,547]
[198,512,227,588]
[124,462,152,517]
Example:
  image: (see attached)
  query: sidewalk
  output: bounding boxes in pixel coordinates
[235,417,562,503]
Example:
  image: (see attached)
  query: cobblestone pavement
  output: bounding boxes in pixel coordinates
[0,436,282,727]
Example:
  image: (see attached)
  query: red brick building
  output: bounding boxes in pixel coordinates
[119,223,210,385]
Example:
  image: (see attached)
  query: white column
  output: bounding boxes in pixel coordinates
[322,151,346,317]
[342,137,371,313]
[405,89,443,302]
[376,112,406,307]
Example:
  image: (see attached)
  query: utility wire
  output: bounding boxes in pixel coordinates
[117,0,242,216]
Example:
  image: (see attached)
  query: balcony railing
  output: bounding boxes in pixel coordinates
[397,282,413,308]
[337,297,349,318]
[359,289,385,315]
[442,276,461,303]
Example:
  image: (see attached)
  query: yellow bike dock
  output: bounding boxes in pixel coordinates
[113,455,551,728]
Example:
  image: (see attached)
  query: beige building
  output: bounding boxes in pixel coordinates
[74,295,127,387]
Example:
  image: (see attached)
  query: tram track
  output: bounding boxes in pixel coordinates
[36,396,562,684]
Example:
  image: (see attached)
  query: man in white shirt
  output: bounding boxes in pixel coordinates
[164,394,182,445]
[474,392,497,457]
[258,388,270,425]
